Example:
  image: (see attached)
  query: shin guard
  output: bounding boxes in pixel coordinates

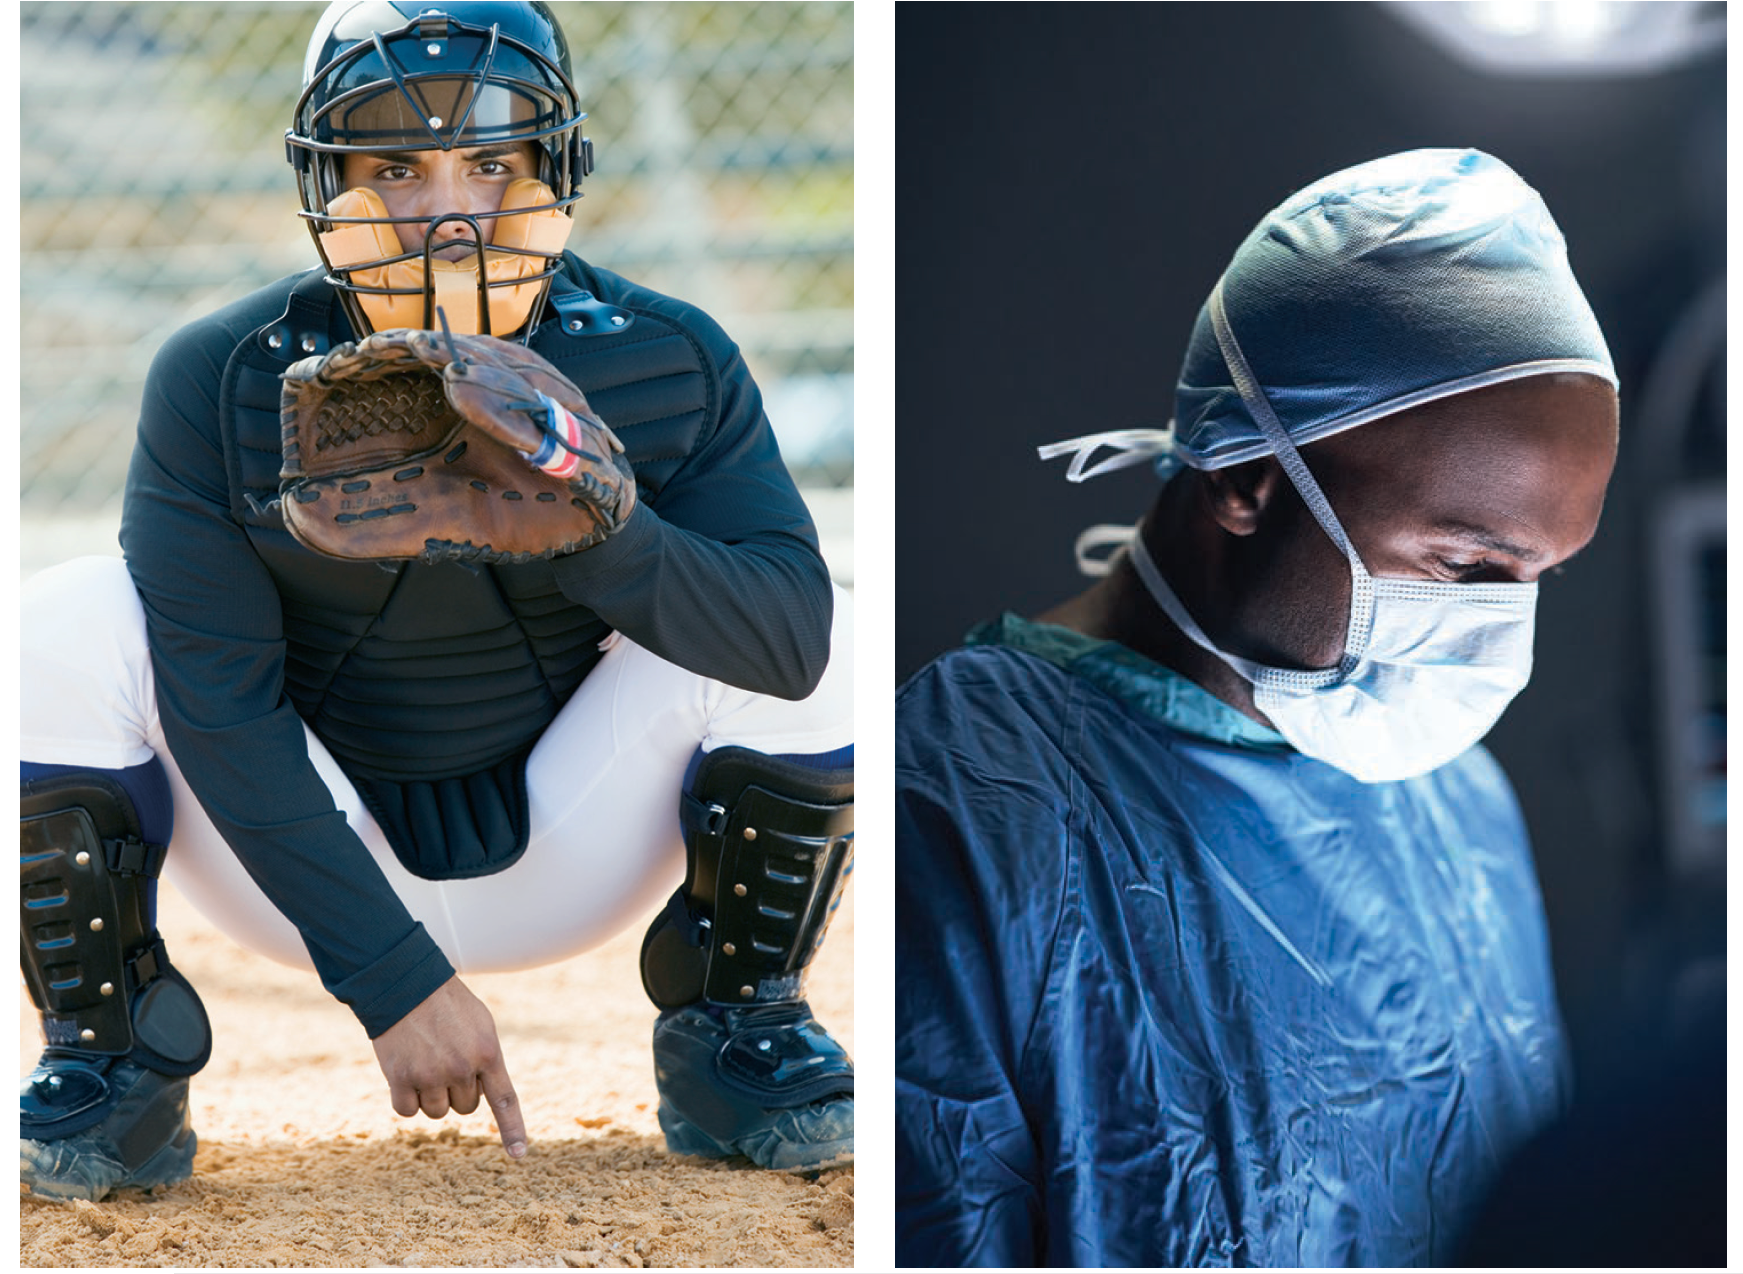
[20,772,210,1198]
[639,748,854,1168]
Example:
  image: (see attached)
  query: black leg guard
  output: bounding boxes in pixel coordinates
[639,747,854,1170]
[20,772,212,1200]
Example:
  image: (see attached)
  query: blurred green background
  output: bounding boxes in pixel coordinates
[21,1,853,568]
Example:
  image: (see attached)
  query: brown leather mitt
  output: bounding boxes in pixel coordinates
[278,328,637,565]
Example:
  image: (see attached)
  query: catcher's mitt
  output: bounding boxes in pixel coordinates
[278,328,636,565]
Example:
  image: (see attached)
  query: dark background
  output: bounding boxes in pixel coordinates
[896,0,1724,1200]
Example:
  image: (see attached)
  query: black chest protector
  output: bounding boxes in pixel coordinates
[216,265,713,880]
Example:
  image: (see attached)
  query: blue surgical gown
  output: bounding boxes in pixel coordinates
[895,615,1569,1268]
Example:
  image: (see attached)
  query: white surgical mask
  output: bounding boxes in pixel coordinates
[1042,282,1539,783]
[1127,534,1536,782]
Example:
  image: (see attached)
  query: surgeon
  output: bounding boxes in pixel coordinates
[894,149,1620,1267]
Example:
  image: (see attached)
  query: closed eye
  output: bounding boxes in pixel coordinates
[1436,556,1570,583]
[1434,556,1499,581]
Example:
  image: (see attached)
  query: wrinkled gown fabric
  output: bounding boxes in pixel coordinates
[895,616,1569,1267]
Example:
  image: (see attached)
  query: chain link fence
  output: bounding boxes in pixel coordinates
[23,1,853,559]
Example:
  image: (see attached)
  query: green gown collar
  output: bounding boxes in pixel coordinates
[965,612,1290,752]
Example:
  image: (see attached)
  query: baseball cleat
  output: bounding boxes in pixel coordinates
[19,1055,198,1201]
[651,1003,854,1172]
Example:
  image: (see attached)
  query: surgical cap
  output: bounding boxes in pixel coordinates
[1169,148,1616,474]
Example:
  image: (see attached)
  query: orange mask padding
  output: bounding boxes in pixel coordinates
[318,179,572,335]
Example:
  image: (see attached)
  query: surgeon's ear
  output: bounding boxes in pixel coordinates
[1200,458,1287,537]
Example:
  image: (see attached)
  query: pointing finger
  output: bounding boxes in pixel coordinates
[481,1059,528,1160]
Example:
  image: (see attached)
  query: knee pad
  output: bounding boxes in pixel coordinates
[641,747,853,1011]
[21,772,211,1080]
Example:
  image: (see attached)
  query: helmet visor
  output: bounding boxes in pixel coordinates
[313,76,567,151]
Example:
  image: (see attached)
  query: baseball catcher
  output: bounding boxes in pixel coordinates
[21,0,854,1200]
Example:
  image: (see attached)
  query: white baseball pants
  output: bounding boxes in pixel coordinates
[22,556,854,975]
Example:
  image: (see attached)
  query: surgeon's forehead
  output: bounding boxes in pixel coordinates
[1312,374,1616,469]
[1315,372,1617,553]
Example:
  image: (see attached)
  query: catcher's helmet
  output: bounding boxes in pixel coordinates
[285,0,594,338]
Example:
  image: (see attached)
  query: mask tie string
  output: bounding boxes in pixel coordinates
[1035,430,1172,578]
[1071,524,1140,578]
[1207,281,1373,670]
[1036,426,1177,483]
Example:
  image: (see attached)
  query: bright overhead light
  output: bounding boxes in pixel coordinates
[1468,1,1617,44]
[1382,1,1725,75]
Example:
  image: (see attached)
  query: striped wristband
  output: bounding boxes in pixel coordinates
[524,393,589,479]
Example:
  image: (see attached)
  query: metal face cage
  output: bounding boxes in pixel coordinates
[285,4,595,337]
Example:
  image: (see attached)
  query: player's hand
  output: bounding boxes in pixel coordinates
[371,975,529,1160]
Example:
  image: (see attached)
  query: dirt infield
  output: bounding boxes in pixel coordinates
[21,879,854,1267]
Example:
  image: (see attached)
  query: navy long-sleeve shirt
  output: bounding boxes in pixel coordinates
[118,256,832,1035]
